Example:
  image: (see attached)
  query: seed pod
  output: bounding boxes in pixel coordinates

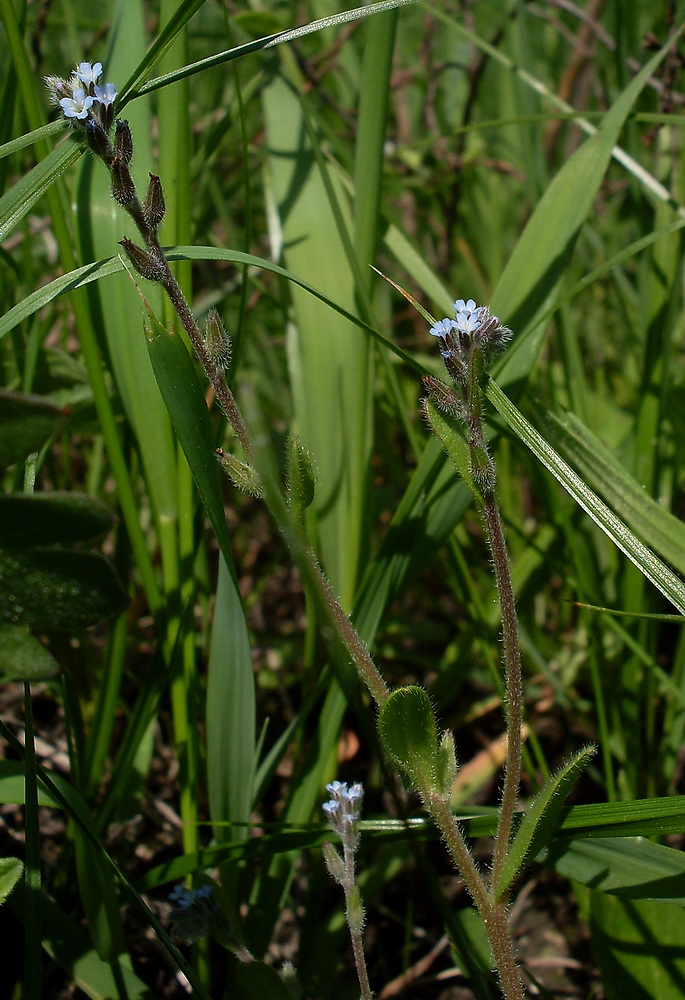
[113,119,133,165]
[143,173,166,230]
[111,154,136,206]
[118,238,166,283]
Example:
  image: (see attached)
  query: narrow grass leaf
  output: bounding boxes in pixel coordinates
[131,0,419,98]
[487,381,685,615]
[0,137,82,242]
[0,248,421,371]
[539,407,685,576]
[206,557,256,840]
[487,29,681,386]
[0,119,65,160]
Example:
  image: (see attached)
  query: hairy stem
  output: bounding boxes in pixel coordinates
[481,492,523,889]
[424,791,525,1000]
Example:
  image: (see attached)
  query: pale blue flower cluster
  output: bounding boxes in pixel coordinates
[323,780,364,849]
[52,61,118,121]
[430,298,486,343]
[429,297,512,377]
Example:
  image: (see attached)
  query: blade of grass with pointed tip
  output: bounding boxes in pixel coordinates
[143,315,254,842]
[486,29,682,388]
[487,380,685,615]
[262,67,372,609]
[539,407,685,577]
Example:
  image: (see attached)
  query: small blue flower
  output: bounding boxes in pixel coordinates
[94,82,117,107]
[75,61,102,87]
[453,298,478,315]
[453,298,484,335]
[429,318,457,340]
[59,87,94,120]
[168,884,213,908]
[323,781,364,848]
[168,883,219,943]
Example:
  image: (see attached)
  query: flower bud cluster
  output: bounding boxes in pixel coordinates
[322,780,364,853]
[47,61,172,284]
[429,298,512,390]
[45,62,118,137]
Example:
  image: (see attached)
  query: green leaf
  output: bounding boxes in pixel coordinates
[0,137,83,243]
[143,312,255,851]
[143,316,234,568]
[74,830,125,964]
[0,548,128,629]
[0,390,67,468]
[0,624,61,680]
[286,434,316,520]
[539,407,685,577]
[228,959,297,1000]
[9,882,155,999]
[543,836,685,905]
[0,857,23,904]
[422,397,482,501]
[378,686,440,792]
[484,25,682,340]
[589,894,685,1000]
[207,557,256,843]
[0,760,63,808]
[487,380,685,616]
[0,493,115,548]
[495,745,595,900]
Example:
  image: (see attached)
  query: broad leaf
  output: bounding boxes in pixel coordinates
[0,548,127,629]
[0,493,115,548]
[0,390,67,468]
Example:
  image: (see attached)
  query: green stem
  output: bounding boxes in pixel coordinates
[341,842,373,1000]
[482,492,523,889]
[22,683,42,1000]
[424,791,525,1000]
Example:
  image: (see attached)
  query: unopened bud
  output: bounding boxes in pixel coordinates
[119,238,166,283]
[421,375,462,418]
[85,119,111,158]
[204,309,231,371]
[44,75,72,106]
[216,449,261,497]
[97,101,115,133]
[438,730,458,798]
[322,843,345,885]
[111,154,136,206]
[114,119,133,164]
[143,174,166,230]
